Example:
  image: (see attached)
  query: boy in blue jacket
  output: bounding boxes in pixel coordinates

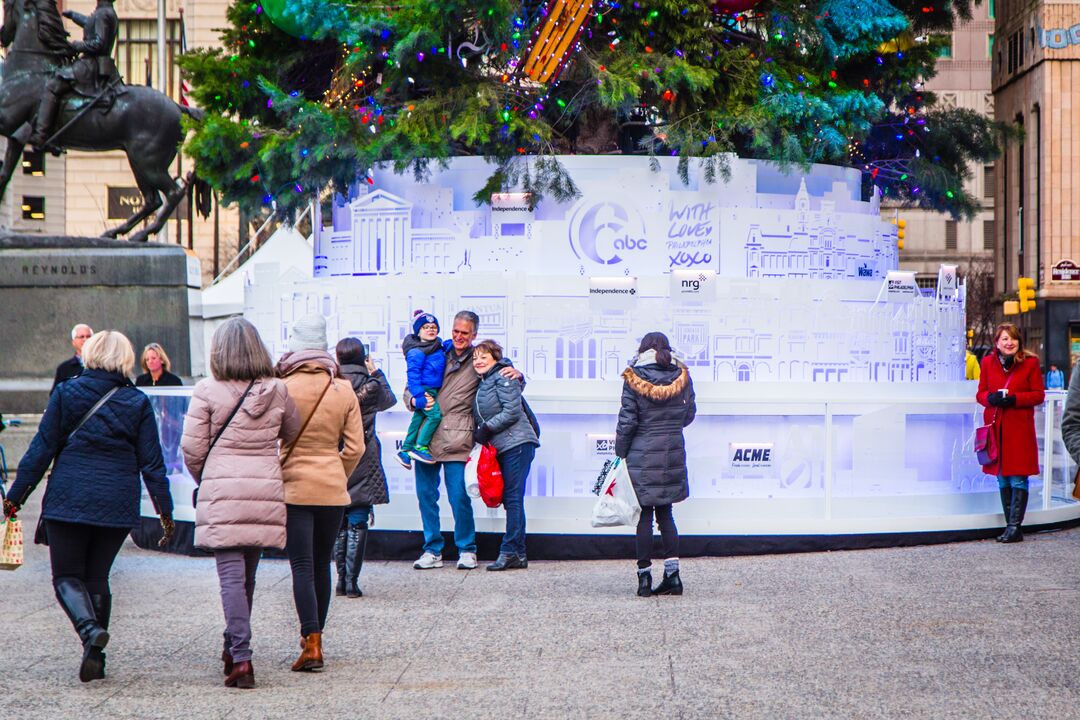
[397,311,446,468]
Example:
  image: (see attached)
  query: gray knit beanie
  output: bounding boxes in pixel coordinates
[289,313,328,353]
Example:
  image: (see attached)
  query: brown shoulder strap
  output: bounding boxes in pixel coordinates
[281,376,334,465]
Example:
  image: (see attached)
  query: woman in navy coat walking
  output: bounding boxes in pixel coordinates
[2,331,175,682]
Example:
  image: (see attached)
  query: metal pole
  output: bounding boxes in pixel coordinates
[157,0,167,96]
[1043,395,1055,511]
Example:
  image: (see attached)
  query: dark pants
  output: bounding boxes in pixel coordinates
[47,520,129,596]
[497,443,537,556]
[635,505,679,569]
[215,548,261,663]
[286,505,344,636]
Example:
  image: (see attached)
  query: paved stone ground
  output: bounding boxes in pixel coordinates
[3,490,1080,720]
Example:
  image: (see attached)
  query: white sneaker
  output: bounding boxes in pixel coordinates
[413,552,443,569]
[457,552,477,570]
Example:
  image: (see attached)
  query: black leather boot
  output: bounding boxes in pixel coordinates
[996,486,1013,542]
[345,523,367,598]
[652,570,684,596]
[333,528,347,596]
[1000,488,1028,543]
[486,553,528,571]
[87,593,112,680]
[637,570,653,597]
[30,92,60,151]
[54,578,110,682]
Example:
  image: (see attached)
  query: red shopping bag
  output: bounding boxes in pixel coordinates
[477,444,504,508]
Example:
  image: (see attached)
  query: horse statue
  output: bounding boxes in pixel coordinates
[0,0,202,242]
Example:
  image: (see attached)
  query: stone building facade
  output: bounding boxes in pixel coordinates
[992,0,1080,370]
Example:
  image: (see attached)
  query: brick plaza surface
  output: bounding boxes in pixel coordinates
[2,490,1079,719]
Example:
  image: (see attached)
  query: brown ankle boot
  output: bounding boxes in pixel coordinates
[224,659,255,688]
[291,633,324,672]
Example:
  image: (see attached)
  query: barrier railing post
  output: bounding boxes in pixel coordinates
[1043,395,1056,511]
[824,402,833,521]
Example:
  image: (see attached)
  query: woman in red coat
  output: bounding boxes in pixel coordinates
[976,322,1045,543]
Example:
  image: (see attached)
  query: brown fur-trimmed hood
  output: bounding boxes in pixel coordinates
[622,366,689,401]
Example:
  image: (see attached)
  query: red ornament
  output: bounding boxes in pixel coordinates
[712,0,761,13]
[662,89,675,102]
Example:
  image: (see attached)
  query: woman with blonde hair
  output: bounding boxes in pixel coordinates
[2,330,174,682]
[181,318,300,688]
[135,342,183,387]
[275,313,364,672]
[976,322,1045,543]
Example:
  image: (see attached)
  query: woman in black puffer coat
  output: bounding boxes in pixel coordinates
[615,332,696,598]
[334,338,397,597]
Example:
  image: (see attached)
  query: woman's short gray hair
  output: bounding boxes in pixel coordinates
[82,330,136,376]
[210,318,274,381]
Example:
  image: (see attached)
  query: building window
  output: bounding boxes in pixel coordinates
[988,0,994,19]
[115,20,182,98]
[21,151,44,176]
[983,165,996,198]
[945,221,958,250]
[989,34,995,61]
[916,275,938,290]
[983,220,995,251]
[21,196,45,220]
[935,34,953,59]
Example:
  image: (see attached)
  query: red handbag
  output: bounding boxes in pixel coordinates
[477,444,504,508]
[975,374,1015,465]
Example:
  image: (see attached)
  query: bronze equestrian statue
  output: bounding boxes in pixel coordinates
[0,0,202,242]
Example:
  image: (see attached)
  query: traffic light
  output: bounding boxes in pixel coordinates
[967,329,974,348]
[1018,277,1036,313]
[890,217,906,250]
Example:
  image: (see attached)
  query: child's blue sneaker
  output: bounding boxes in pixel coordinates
[395,451,413,470]
[409,448,436,465]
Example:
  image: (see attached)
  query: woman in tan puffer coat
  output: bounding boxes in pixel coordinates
[181,318,301,689]
[275,313,364,673]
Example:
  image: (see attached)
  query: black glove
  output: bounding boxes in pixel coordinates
[987,391,1006,407]
[473,424,493,445]
[1002,394,1017,408]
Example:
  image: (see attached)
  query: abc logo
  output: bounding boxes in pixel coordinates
[569,201,649,265]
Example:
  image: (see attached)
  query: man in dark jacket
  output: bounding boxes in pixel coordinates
[52,323,94,393]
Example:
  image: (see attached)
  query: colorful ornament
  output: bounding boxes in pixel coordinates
[712,0,762,14]
[259,0,308,39]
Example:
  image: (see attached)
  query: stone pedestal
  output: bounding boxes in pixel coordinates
[0,235,197,413]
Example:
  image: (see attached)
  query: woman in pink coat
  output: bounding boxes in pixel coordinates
[181,318,300,689]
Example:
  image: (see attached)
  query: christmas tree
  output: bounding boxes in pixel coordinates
[179,0,1007,219]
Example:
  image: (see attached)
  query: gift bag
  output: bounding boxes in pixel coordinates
[590,458,642,528]
[464,444,482,499]
[477,444,504,508]
[0,518,24,571]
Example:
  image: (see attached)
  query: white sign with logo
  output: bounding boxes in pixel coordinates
[670,269,717,304]
[589,276,638,311]
[937,264,958,297]
[729,443,775,469]
[884,271,919,303]
[588,434,618,457]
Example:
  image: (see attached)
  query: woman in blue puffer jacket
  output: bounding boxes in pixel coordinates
[471,339,539,571]
[2,331,174,683]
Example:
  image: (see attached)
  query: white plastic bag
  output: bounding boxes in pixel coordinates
[464,444,482,499]
[590,458,641,528]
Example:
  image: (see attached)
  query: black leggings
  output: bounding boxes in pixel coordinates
[286,505,344,636]
[635,505,679,569]
[46,520,130,596]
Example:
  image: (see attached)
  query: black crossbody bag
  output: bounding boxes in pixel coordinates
[192,379,256,508]
[35,386,121,545]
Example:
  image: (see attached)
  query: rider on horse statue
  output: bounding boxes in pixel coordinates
[30,0,119,152]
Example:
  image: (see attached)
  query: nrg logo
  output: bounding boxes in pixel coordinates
[681,273,709,292]
[568,201,649,266]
